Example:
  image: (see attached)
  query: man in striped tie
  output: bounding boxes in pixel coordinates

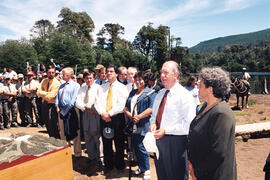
[95,64,128,174]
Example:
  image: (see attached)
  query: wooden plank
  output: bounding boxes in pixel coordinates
[0,147,74,180]
[235,122,270,136]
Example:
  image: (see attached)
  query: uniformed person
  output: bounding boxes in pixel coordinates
[16,74,26,126]
[22,72,40,127]
[2,77,18,128]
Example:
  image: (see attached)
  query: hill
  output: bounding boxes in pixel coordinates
[189,28,270,54]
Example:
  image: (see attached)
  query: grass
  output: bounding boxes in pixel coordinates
[248,99,257,106]
[234,111,251,116]
[260,117,267,121]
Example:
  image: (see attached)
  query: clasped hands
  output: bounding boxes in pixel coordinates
[101,112,111,122]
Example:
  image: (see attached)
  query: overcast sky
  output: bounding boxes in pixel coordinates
[0,0,270,47]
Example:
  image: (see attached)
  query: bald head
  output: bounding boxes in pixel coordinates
[160,61,180,89]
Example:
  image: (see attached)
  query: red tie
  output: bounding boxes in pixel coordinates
[156,90,170,130]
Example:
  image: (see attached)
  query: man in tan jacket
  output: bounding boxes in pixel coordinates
[37,67,61,138]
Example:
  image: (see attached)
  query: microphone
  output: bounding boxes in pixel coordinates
[145,83,163,97]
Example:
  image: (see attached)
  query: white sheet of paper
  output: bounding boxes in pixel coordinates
[143,132,159,159]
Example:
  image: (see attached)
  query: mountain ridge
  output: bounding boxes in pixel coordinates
[189,28,270,54]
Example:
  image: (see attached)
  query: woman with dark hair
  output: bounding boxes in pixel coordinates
[124,71,157,180]
[188,67,237,180]
[185,75,200,114]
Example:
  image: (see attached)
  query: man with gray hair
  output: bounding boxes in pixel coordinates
[126,67,137,93]
[149,61,196,180]
[56,67,81,157]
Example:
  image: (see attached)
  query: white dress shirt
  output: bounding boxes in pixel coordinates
[150,82,196,135]
[95,80,128,117]
[76,83,99,111]
[126,80,137,93]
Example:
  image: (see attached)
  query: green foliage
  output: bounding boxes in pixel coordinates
[96,23,125,53]
[57,7,95,43]
[0,40,38,73]
[190,28,270,54]
[248,99,257,106]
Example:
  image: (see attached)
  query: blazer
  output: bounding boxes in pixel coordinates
[125,88,157,136]
[188,101,237,180]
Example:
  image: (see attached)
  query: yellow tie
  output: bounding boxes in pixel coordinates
[106,84,113,112]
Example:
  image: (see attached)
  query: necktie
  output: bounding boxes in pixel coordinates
[60,82,68,105]
[106,84,113,112]
[156,90,170,130]
[84,86,90,104]
[100,80,102,85]
[8,85,11,92]
[46,80,50,92]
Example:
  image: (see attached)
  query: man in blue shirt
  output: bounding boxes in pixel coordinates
[56,67,81,157]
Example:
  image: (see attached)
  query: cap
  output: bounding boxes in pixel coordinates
[55,70,60,74]
[95,64,104,70]
[242,67,247,71]
[13,76,18,80]
[77,74,83,79]
[27,72,34,76]
[18,74,24,78]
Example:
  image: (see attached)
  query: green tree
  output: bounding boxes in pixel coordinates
[57,7,95,43]
[96,23,125,53]
[0,40,38,73]
[30,19,55,40]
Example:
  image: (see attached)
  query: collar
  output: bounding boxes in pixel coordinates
[166,82,179,95]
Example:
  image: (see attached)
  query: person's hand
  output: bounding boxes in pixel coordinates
[149,123,156,132]
[188,161,197,180]
[85,108,95,115]
[56,107,60,113]
[133,114,141,124]
[154,128,165,139]
[101,112,111,122]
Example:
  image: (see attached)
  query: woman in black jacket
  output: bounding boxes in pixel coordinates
[188,67,237,180]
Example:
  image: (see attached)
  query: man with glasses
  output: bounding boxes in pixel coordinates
[95,65,128,173]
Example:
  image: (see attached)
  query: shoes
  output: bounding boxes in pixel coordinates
[132,168,141,175]
[6,124,11,129]
[11,122,18,127]
[143,170,151,180]
[103,167,113,174]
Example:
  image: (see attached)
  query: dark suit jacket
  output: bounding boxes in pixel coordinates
[188,101,237,180]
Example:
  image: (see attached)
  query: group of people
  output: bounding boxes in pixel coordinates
[1,61,238,180]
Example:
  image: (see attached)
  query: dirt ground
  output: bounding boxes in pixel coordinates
[1,94,270,180]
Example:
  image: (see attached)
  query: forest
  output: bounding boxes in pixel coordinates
[0,7,270,76]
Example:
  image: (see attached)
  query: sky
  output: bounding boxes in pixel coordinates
[0,0,270,47]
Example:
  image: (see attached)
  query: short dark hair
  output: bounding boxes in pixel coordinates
[147,72,157,82]
[107,64,119,74]
[46,66,55,72]
[134,71,148,83]
[186,75,197,87]
[83,71,95,78]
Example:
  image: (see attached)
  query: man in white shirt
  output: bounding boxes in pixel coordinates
[149,61,196,180]
[7,68,17,80]
[22,72,40,127]
[16,74,26,126]
[2,77,18,128]
[76,71,102,166]
[95,65,128,173]
[239,67,251,88]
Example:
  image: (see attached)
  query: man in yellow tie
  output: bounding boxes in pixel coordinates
[95,64,129,174]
